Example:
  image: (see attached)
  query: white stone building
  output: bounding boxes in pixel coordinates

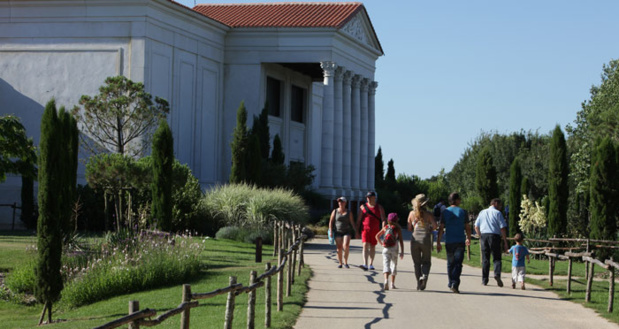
[0,0,383,228]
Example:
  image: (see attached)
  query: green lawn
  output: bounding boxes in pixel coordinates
[0,232,310,329]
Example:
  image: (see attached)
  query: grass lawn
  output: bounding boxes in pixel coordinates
[433,239,619,323]
[0,232,310,329]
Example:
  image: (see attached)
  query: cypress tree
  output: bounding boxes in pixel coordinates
[58,108,79,235]
[508,158,522,236]
[375,146,384,187]
[547,125,569,237]
[230,101,248,183]
[21,175,35,229]
[246,134,262,185]
[35,99,64,325]
[271,134,285,165]
[385,158,396,183]
[151,119,174,232]
[251,103,270,160]
[520,176,530,200]
[589,137,617,260]
[475,146,498,205]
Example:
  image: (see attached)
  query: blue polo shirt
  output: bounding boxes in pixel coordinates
[475,206,507,235]
[442,206,467,244]
[509,245,529,267]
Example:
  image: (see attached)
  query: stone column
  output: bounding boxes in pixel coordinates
[342,71,353,193]
[368,81,378,190]
[351,74,362,192]
[359,78,370,190]
[319,61,336,190]
[333,67,344,191]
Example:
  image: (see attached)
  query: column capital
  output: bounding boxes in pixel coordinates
[335,66,345,81]
[369,81,378,95]
[351,74,362,88]
[360,78,370,92]
[321,61,337,77]
[343,71,353,85]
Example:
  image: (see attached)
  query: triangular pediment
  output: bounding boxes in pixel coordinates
[340,10,384,55]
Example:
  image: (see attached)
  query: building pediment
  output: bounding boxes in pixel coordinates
[340,10,384,55]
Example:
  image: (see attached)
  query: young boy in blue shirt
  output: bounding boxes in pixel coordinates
[508,233,530,290]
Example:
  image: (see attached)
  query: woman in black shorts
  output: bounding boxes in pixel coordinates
[329,196,357,268]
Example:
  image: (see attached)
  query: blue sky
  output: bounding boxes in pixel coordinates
[177,0,619,179]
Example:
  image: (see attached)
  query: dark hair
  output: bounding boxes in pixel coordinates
[448,192,460,205]
[514,233,523,243]
[491,198,502,206]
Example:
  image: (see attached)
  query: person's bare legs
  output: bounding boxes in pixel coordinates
[335,237,344,266]
[383,272,390,290]
[343,235,351,265]
[368,244,376,267]
[362,242,370,268]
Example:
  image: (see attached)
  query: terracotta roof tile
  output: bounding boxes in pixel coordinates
[193,2,364,28]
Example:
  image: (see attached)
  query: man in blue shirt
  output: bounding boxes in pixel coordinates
[474,198,509,287]
[436,192,471,293]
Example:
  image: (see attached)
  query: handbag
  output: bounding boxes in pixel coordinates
[328,229,335,245]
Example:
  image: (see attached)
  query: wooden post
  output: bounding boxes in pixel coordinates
[586,263,594,303]
[256,237,263,263]
[586,239,590,280]
[298,237,304,276]
[608,264,614,313]
[567,258,573,294]
[549,256,555,287]
[286,249,292,297]
[224,276,237,329]
[128,301,139,329]
[277,250,284,311]
[181,284,191,329]
[265,263,272,328]
[291,246,297,285]
[247,271,257,329]
[273,221,278,257]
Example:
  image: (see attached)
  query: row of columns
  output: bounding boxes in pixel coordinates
[319,61,377,198]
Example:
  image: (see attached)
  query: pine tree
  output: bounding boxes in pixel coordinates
[35,99,64,325]
[547,125,569,237]
[151,119,174,232]
[375,146,385,188]
[475,146,498,205]
[230,102,249,183]
[508,158,522,236]
[589,137,617,259]
[271,134,285,165]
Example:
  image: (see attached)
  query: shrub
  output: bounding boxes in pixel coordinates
[215,226,273,245]
[6,231,204,308]
[202,184,309,231]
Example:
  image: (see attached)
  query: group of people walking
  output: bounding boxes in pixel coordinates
[328,191,530,293]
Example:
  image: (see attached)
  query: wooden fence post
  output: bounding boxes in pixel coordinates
[277,250,284,311]
[224,276,237,329]
[549,256,554,287]
[128,301,139,329]
[567,257,573,294]
[298,237,304,276]
[265,263,272,328]
[181,284,191,329]
[585,239,590,280]
[273,221,278,257]
[256,237,263,263]
[291,246,297,284]
[608,264,614,313]
[586,263,594,303]
[286,249,292,297]
[247,271,257,329]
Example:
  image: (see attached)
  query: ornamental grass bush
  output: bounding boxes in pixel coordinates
[5,231,204,308]
[201,183,309,232]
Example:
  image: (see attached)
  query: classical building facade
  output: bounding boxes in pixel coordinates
[0,0,383,227]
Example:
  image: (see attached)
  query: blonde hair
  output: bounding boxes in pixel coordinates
[411,198,426,224]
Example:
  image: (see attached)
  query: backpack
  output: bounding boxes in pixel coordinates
[433,203,442,218]
[383,224,397,247]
